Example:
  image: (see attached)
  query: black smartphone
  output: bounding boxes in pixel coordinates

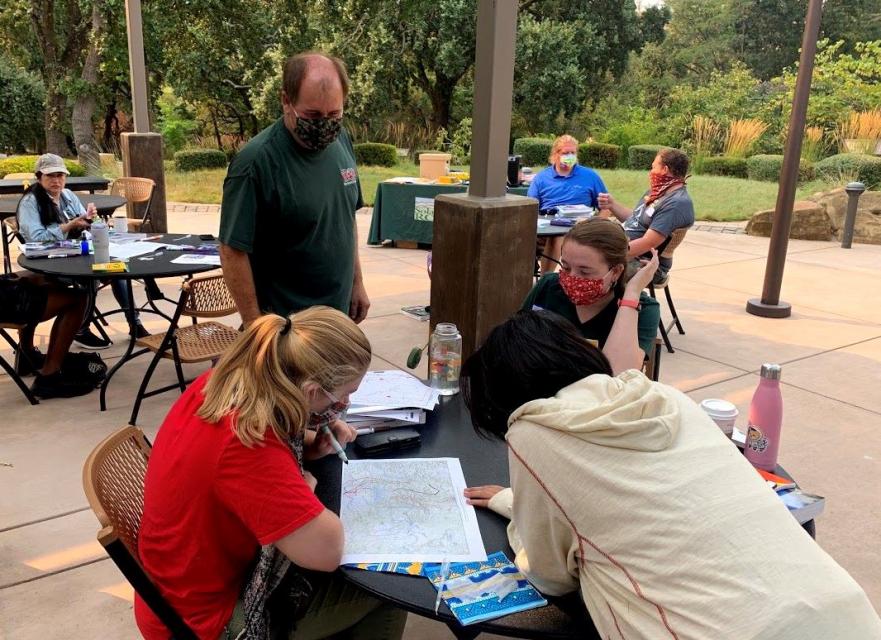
[198,233,215,241]
[355,429,422,456]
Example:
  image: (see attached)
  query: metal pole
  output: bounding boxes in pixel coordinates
[468,0,518,199]
[841,181,866,248]
[746,0,823,318]
[124,0,150,133]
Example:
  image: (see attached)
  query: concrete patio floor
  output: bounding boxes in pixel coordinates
[1,204,879,638]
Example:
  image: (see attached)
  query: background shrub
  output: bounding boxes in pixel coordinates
[0,58,45,154]
[698,156,748,178]
[354,142,397,167]
[814,153,881,188]
[513,137,554,167]
[0,155,85,177]
[174,149,228,172]
[627,144,671,170]
[577,142,620,169]
[747,154,815,182]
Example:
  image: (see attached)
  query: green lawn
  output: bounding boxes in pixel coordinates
[162,160,832,222]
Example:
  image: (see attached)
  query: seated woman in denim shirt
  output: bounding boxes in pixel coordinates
[16,154,148,346]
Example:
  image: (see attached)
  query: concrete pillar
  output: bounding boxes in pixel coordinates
[121,132,167,232]
[429,1,533,359]
[124,0,150,133]
[430,193,538,359]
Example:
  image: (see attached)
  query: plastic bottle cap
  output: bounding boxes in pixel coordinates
[760,363,782,380]
[434,323,459,335]
[699,398,739,419]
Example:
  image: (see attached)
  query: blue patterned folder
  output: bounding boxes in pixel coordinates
[422,551,548,626]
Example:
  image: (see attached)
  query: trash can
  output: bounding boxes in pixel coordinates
[507,155,522,187]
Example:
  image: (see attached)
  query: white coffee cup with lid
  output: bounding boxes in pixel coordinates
[699,398,739,435]
[112,214,128,233]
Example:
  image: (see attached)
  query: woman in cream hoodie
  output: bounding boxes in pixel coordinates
[461,311,881,640]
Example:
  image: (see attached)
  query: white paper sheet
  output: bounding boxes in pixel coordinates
[347,408,425,423]
[169,254,222,265]
[109,241,167,260]
[349,370,439,411]
[340,458,487,564]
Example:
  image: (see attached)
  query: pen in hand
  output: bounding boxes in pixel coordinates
[320,423,349,464]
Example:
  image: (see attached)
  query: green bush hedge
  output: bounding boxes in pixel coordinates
[513,137,554,167]
[174,148,228,172]
[746,154,815,182]
[697,156,748,179]
[814,153,881,188]
[0,155,85,177]
[353,142,397,167]
[627,145,671,170]
[577,142,620,169]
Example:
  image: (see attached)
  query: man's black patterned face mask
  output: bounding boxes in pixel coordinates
[294,111,342,151]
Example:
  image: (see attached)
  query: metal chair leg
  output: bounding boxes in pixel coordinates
[130,348,166,425]
[664,284,684,334]
[169,341,187,392]
[0,354,38,404]
[658,317,674,354]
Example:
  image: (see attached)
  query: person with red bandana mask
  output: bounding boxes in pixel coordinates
[598,148,694,284]
[522,218,660,371]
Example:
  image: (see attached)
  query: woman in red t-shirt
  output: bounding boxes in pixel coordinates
[136,307,406,640]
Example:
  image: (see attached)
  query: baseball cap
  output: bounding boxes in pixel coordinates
[34,153,70,176]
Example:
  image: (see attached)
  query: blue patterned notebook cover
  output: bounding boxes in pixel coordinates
[344,561,429,575]
[422,551,548,626]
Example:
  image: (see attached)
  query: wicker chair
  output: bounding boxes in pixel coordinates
[0,323,39,404]
[110,177,155,231]
[128,274,239,425]
[648,227,689,354]
[82,426,197,639]
[1,215,20,274]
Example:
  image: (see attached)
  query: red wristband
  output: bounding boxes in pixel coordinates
[618,298,640,310]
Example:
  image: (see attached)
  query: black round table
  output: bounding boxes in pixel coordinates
[0,176,110,195]
[0,193,126,218]
[311,395,595,640]
[536,214,572,238]
[311,393,817,639]
[18,233,220,410]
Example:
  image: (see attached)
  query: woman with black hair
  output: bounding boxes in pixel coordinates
[16,153,148,347]
[461,311,881,639]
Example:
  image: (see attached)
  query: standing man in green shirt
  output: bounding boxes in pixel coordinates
[219,52,370,326]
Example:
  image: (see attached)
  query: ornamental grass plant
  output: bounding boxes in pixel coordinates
[724,119,768,158]
[837,110,881,154]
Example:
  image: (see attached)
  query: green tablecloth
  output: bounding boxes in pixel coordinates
[367,182,529,245]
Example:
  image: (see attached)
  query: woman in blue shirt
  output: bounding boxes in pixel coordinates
[16,154,147,346]
[527,135,607,273]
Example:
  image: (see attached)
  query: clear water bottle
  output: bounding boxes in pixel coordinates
[744,363,783,471]
[429,323,462,396]
[91,221,110,262]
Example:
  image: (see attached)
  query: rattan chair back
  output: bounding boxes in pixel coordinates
[82,426,152,559]
[110,177,155,204]
[182,274,237,319]
[661,227,688,260]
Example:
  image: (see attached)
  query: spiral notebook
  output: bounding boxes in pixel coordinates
[423,552,548,626]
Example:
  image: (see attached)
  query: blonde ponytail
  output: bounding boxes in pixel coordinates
[198,307,371,447]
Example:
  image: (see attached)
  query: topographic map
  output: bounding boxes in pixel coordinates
[340,458,487,563]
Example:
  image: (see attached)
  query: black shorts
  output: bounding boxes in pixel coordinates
[0,274,49,326]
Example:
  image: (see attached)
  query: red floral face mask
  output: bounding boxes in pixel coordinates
[558,268,612,306]
[646,170,685,205]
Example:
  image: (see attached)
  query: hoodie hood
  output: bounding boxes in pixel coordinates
[509,370,680,452]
